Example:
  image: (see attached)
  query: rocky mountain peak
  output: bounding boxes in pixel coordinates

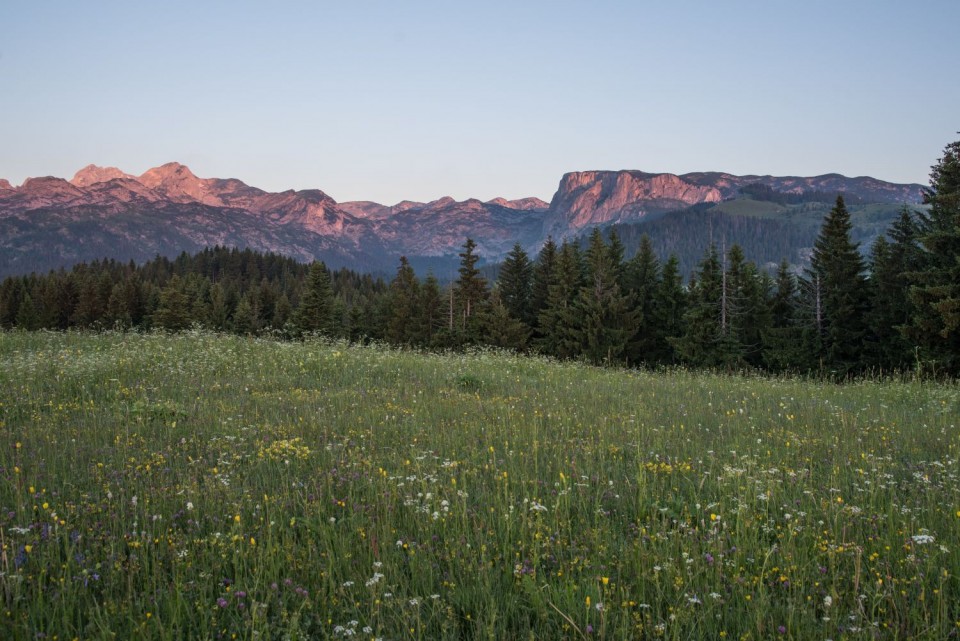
[21,176,86,196]
[487,196,550,211]
[0,178,12,191]
[70,165,134,187]
[430,196,457,208]
[138,162,198,187]
[137,162,222,206]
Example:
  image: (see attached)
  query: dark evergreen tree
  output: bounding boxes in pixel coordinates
[152,275,193,331]
[865,207,924,370]
[808,195,870,377]
[272,293,292,330]
[15,293,39,330]
[536,242,584,358]
[72,272,108,328]
[207,283,231,331]
[0,278,24,328]
[907,137,960,374]
[623,235,660,364]
[722,245,771,368]
[232,290,261,335]
[452,239,490,344]
[418,273,444,346]
[572,229,637,364]
[762,260,809,371]
[484,290,530,350]
[671,245,724,367]
[292,261,336,335]
[385,257,421,345]
[497,243,534,327]
[652,254,686,364]
[607,229,626,283]
[529,237,558,329]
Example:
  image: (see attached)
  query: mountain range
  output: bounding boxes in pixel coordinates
[0,162,925,278]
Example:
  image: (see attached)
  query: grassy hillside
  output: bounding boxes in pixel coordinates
[1,332,958,639]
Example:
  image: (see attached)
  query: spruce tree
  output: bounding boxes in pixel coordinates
[653,254,686,364]
[152,275,192,331]
[607,229,626,283]
[866,226,915,371]
[207,282,231,331]
[418,273,444,346]
[232,291,261,335]
[15,293,39,330]
[292,261,336,336]
[72,273,107,328]
[907,137,960,374]
[105,282,133,328]
[386,256,421,345]
[497,243,534,327]
[724,246,771,368]
[536,242,584,358]
[452,239,490,344]
[573,229,637,365]
[762,260,808,371]
[671,245,723,367]
[624,235,660,364]
[808,195,870,377]
[0,278,24,328]
[529,237,558,336]
[272,293,292,330]
[485,290,531,350]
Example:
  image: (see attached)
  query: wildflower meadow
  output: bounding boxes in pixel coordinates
[1,330,958,640]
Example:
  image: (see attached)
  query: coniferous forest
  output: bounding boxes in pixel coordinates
[2,137,959,378]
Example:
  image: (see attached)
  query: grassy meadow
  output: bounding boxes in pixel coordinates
[1,331,959,640]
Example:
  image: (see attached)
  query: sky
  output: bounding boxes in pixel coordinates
[2,1,958,204]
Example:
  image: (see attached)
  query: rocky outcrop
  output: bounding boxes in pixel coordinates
[545,171,723,236]
[70,165,135,187]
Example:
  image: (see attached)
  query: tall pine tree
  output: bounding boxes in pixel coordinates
[624,235,660,365]
[536,242,584,359]
[452,238,490,344]
[808,195,870,377]
[907,137,960,374]
[572,229,637,365]
[292,261,336,336]
[497,243,534,327]
[529,237,558,339]
[671,245,723,367]
[385,256,421,345]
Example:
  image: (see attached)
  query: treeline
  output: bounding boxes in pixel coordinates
[0,248,390,341]
[2,138,958,378]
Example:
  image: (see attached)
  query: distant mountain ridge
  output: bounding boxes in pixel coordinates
[0,163,925,277]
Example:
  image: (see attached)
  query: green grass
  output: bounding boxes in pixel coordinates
[1,331,959,640]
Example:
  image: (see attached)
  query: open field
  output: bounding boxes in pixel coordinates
[1,331,959,640]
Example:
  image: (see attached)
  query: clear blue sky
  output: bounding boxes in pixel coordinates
[2,1,957,204]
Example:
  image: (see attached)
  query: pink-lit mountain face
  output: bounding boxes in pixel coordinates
[0,163,925,277]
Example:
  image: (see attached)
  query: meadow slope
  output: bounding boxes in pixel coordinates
[1,331,958,640]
